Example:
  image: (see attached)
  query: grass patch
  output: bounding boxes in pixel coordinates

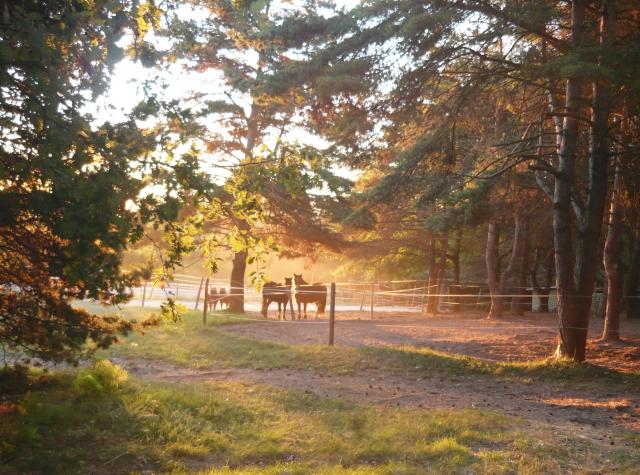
[4,365,635,474]
[100,309,370,374]
[98,307,640,391]
[364,345,640,389]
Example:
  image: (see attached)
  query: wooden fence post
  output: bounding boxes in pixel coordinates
[141,281,148,308]
[370,282,374,320]
[203,278,209,325]
[329,282,336,346]
[475,288,483,312]
[194,277,204,309]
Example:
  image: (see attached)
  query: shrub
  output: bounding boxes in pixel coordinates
[73,360,128,396]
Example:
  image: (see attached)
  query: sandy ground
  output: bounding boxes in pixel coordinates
[225,311,640,374]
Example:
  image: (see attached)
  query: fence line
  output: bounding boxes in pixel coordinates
[132,274,631,322]
[129,275,603,317]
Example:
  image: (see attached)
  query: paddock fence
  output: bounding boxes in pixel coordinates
[126,274,611,318]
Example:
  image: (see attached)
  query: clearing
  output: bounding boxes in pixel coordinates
[2,307,640,474]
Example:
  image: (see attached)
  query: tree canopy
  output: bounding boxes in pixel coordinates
[3,0,640,363]
[0,0,205,362]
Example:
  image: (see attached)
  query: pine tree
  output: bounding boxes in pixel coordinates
[312,0,640,361]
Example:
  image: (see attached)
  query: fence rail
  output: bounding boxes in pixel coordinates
[124,276,604,316]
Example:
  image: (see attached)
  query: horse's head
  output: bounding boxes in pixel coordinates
[284,277,292,286]
[293,274,308,285]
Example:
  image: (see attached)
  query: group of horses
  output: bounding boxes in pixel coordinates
[206,287,232,311]
[262,274,327,320]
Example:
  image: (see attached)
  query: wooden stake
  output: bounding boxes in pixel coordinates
[203,277,209,325]
[141,281,148,308]
[329,282,336,346]
[370,283,374,320]
[194,277,204,309]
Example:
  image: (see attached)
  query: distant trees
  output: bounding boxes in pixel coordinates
[311,0,640,361]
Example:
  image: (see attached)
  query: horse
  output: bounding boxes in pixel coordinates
[218,288,231,309]
[207,287,229,311]
[261,278,292,319]
[293,274,327,319]
[206,287,220,311]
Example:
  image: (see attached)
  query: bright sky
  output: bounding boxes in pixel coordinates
[89,1,358,186]
[93,0,354,129]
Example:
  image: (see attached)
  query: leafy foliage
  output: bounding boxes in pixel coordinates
[0,1,205,362]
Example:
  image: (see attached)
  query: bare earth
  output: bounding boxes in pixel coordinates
[226,311,640,374]
[114,311,640,453]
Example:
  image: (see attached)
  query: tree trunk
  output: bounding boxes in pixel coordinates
[229,250,247,313]
[487,214,522,319]
[552,1,583,360]
[602,165,623,340]
[451,228,462,309]
[540,249,554,313]
[435,229,449,314]
[552,0,615,362]
[452,228,461,286]
[598,277,608,320]
[426,236,438,314]
[624,221,640,319]
[531,247,551,313]
[486,222,502,318]
[515,219,531,315]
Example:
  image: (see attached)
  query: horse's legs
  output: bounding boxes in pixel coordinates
[261,298,268,318]
[278,302,283,320]
[297,301,301,320]
[303,302,308,319]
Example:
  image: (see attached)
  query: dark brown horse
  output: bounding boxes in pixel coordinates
[218,288,231,309]
[293,274,326,319]
[207,287,230,311]
[261,278,292,319]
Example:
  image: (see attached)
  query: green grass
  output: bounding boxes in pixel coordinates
[97,308,367,374]
[3,364,637,474]
[98,308,640,391]
[363,345,640,389]
[3,306,640,473]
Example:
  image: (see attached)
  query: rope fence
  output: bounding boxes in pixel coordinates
[127,275,619,319]
[118,276,640,347]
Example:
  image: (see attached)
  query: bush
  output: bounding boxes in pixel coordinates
[0,364,30,394]
[73,360,128,397]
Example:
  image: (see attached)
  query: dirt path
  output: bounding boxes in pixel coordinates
[112,351,640,449]
[108,313,640,453]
